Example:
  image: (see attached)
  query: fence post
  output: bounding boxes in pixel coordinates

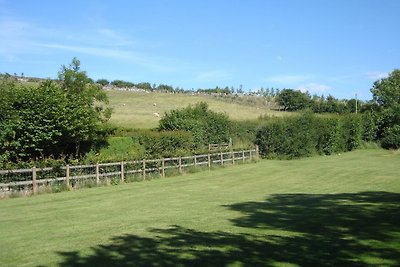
[32,167,37,194]
[66,165,70,188]
[161,159,165,177]
[220,152,224,166]
[232,151,235,165]
[121,161,125,183]
[194,155,197,168]
[142,160,146,180]
[179,157,182,174]
[250,149,253,161]
[242,150,245,163]
[96,163,100,185]
[208,153,211,169]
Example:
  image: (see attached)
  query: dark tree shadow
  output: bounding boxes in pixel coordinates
[52,191,400,267]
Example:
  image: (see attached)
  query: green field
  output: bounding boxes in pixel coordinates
[107,90,285,129]
[1,149,399,266]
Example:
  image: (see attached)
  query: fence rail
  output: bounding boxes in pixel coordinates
[0,147,259,196]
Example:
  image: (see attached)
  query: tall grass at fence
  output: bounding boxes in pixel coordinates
[0,148,258,198]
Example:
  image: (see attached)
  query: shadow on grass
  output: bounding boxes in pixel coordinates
[53,191,400,267]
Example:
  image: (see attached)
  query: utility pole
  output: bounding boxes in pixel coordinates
[355,93,358,114]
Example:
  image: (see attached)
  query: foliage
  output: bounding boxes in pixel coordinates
[0,58,112,162]
[276,89,311,111]
[256,113,319,159]
[156,84,174,92]
[83,136,145,163]
[158,102,232,148]
[96,79,110,86]
[197,86,231,95]
[136,82,152,91]
[381,125,400,149]
[110,79,135,88]
[371,69,400,108]
[139,130,195,158]
[370,69,400,148]
[256,113,367,159]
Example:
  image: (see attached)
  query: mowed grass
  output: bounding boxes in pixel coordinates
[107,90,287,129]
[1,149,399,266]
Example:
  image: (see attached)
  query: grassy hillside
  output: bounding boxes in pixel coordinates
[107,90,287,129]
[1,148,399,266]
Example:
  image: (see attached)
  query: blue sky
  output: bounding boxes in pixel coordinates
[0,0,399,100]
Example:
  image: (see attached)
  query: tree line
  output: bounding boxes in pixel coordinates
[1,58,399,167]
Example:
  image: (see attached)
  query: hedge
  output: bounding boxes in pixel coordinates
[256,113,372,159]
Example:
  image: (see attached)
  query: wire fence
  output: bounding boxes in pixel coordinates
[0,147,259,197]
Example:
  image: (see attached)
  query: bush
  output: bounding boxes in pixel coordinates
[361,112,378,142]
[256,114,317,159]
[139,130,195,158]
[256,113,367,159]
[380,125,400,149]
[158,102,232,148]
[315,116,342,155]
[0,59,111,162]
[342,114,363,151]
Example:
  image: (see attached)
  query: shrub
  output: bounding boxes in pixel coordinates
[256,113,319,159]
[256,113,368,159]
[139,130,195,158]
[342,114,363,151]
[380,125,400,149]
[315,116,342,155]
[158,102,232,148]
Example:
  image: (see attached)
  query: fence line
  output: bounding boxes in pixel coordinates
[0,147,259,196]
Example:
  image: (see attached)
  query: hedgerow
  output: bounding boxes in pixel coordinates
[256,113,373,159]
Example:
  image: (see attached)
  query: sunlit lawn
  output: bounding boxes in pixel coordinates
[0,148,399,266]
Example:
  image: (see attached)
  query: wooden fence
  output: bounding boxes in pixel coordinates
[0,147,259,196]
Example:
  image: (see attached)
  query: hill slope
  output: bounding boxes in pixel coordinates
[107,90,284,129]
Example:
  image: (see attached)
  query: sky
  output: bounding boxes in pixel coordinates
[0,0,399,100]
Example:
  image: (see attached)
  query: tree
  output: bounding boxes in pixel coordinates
[0,58,112,162]
[58,58,112,156]
[370,69,400,148]
[276,89,311,111]
[96,79,110,86]
[371,70,400,109]
[157,84,174,92]
[136,82,152,91]
[158,102,231,147]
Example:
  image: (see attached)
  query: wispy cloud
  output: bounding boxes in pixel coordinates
[0,16,179,72]
[265,74,311,84]
[297,83,332,94]
[366,71,388,80]
[36,42,176,72]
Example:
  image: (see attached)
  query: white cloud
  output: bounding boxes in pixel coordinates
[297,83,332,94]
[265,74,311,84]
[0,16,179,72]
[96,28,134,46]
[366,71,388,80]
[37,43,177,72]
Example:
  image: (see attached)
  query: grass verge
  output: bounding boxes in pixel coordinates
[0,148,399,266]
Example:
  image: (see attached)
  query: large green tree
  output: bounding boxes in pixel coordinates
[276,89,311,111]
[370,69,400,148]
[0,58,112,162]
